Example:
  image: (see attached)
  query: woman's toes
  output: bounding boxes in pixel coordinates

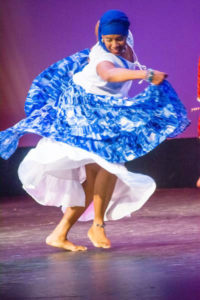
[73,245,87,252]
[45,234,87,251]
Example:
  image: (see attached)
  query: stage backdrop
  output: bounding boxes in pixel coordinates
[0,0,200,147]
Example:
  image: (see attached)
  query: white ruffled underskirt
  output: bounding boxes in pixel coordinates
[18,138,156,221]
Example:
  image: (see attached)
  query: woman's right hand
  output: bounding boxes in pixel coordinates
[151,70,168,85]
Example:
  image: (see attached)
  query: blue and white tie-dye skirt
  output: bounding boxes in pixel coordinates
[0,49,190,220]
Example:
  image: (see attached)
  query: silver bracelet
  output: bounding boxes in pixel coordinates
[145,68,154,82]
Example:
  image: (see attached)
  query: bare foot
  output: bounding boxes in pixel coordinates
[87,224,111,248]
[46,234,87,252]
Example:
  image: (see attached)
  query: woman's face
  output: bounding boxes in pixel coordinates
[102,34,126,56]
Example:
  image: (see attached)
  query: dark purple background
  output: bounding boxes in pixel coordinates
[0,0,199,146]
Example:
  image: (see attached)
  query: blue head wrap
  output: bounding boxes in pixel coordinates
[98,10,130,51]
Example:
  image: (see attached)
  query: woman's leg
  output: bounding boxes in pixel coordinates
[46,163,100,251]
[88,168,117,248]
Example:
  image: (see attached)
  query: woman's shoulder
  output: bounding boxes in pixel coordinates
[90,42,112,58]
[89,42,118,66]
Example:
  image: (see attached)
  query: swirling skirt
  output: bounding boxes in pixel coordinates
[0,49,190,220]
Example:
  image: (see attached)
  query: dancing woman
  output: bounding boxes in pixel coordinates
[0,10,190,251]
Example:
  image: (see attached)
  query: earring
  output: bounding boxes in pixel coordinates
[101,38,104,43]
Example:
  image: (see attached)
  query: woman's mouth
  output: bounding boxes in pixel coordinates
[111,49,121,54]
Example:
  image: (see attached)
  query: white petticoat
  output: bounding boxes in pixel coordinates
[18,138,156,221]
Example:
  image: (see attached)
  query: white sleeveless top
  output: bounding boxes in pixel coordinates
[73,42,135,97]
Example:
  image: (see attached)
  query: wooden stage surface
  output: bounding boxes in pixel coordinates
[1,188,200,300]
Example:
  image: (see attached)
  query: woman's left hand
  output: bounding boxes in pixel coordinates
[151,70,168,85]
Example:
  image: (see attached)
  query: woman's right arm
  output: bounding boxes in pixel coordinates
[97,61,167,85]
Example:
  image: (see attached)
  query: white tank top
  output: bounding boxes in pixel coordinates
[73,42,135,97]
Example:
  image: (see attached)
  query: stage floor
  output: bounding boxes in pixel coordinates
[1,188,200,300]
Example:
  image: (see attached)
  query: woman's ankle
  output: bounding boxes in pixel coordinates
[93,220,105,228]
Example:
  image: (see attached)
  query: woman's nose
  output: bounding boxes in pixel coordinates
[112,40,118,48]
